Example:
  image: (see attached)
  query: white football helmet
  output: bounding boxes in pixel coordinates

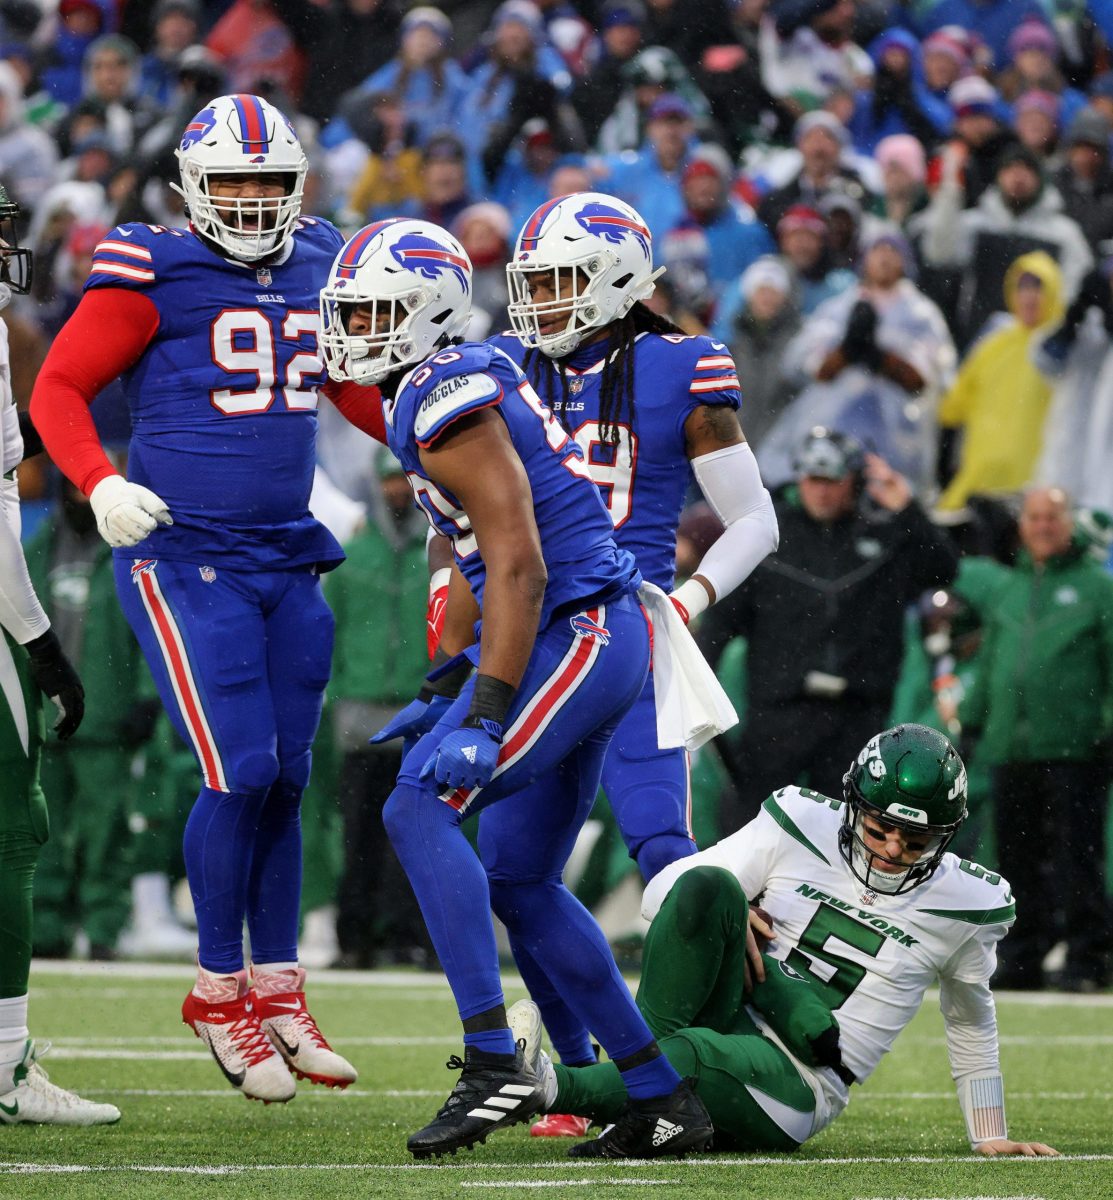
[320,218,473,386]
[173,93,307,262]
[506,192,664,357]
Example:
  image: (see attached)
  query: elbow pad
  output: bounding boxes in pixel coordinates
[688,442,779,603]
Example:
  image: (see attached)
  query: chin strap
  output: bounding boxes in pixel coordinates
[956,1070,1007,1147]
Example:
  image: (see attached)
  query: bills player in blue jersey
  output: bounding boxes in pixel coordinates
[481,192,779,1136]
[30,94,386,1104]
[319,217,714,1161]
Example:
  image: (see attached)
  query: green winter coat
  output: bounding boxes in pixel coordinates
[960,545,1113,763]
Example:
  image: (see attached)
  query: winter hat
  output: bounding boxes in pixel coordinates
[1066,107,1112,149]
[777,205,826,237]
[1014,89,1061,126]
[1006,19,1058,62]
[922,26,972,70]
[647,93,693,122]
[875,133,927,184]
[794,109,849,147]
[492,1,543,40]
[600,0,646,30]
[949,75,998,118]
[401,6,452,41]
[740,255,791,300]
[682,143,733,185]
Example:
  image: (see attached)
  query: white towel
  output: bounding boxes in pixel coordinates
[638,582,738,751]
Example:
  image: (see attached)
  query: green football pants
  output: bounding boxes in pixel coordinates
[0,633,47,998]
[553,865,819,1151]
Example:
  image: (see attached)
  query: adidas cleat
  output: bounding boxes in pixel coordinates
[0,1040,120,1126]
[255,970,357,1089]
[568,1077,713,1159]
[407,1043,545,1159]
[182,989,295,1104]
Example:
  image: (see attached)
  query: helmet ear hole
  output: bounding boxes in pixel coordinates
[613,273,633,290]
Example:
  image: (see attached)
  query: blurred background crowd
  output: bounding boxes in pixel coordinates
[7,0,1113,993]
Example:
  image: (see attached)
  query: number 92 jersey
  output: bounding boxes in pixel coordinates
[384,342,641,623]
[489,330,741,590]
[84,218,345,571]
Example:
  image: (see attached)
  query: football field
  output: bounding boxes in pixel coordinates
[3,962,1110,1200]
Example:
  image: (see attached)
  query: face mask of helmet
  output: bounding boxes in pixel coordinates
[0,187,32,309]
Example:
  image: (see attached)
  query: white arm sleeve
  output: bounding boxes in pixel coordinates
[687,442,779,604]
[0,476,50,645]
[941,969,1007,1145]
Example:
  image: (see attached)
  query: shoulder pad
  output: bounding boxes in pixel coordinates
[760,786,841,866]
[86,223,182,290]
[295,215,345,253]
[916,856,1016,927]
[412,370,502,446]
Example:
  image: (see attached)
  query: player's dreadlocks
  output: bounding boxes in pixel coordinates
[522,303,685,452]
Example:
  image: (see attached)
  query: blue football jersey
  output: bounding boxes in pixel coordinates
[489,331,741,590]
[385,342,641,622]
[85,217,346,571]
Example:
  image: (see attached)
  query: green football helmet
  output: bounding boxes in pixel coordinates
[839,723,967,895]
[0,185,31,297]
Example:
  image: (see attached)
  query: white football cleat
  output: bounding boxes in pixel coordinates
[507,999,558,1109]
[182,987,295,1104]
[254,968,357,1089]
[0,1040,121,1125]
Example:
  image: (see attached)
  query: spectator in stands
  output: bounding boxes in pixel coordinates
[398,130,473,227]
[81,35,158,157]
[570,0,645,146]
[532,0,596,78]
[719,256,802,452]
[205,0,307,101]
[669,143,774,295]
[1011,90,1061,165]
[960,486,1113,992]
[758,111,876,233]
[0,62,59,209]
[819,191,869,272]
[759,0,874,117]
[938,251,1062,510]
[997,19,1085,133]
[936,77,1017,207]
[596,45,710,156]
[1088,72,1113,129]
[322,6,469,150]
[38,0,112,108]
[135,44,226,163]
[922,142,1092,348]
[1052,108,1113,254]
[778,203,855,312]
[920,25,972,101]
[849,29,952,155]
[876,133,929,230]
[453,200,512,337]
[269,0,402,126]
[764,228,955,491]
[698,427,957,829]
[344,92,423,223]
[490,118,559,230]
[910,0,1051,69]
[137,0,201,108]
[602,92,698,243]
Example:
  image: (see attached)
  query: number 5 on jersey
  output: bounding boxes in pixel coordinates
[210,308,324,415]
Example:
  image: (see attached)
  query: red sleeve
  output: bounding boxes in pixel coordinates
[30,289,160,495]
[322,377,386,444]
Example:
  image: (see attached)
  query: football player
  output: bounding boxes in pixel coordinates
[30,95,384,1103]
[0,188,117,1124]
[319,217,713,1160]
[514,724,1059,1159]
[477,192,777,1135]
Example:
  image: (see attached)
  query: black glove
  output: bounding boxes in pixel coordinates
[24,628,84,740]
[841,299,881,368]
[17,410,44,460]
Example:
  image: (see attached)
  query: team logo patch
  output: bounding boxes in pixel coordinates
[256,267,272,287]
[390,233,471,292]
[180,107,217,150]
[574,201,651,259]
[199,565,217,583]
[570,614,610,644]
[130,558,156,579]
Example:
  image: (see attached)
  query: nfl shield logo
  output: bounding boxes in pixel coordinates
[199,565,217,583]
[256,267,272,287]
[569,377,585,395]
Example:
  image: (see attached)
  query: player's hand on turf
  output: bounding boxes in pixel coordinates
[369,693,453,744]
[973,1138,1059,1157]
[419,718,502,790]
[89,475,172,548]
[24,628,85,740]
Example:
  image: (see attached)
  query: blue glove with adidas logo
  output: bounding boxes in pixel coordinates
[419,717,503,790]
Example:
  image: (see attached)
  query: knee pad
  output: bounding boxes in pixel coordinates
[276,750,312,795]
[229,751,280,796]
[672,866,746,939]
[382,783,456,850]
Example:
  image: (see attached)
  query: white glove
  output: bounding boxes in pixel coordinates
[89,475,172,548]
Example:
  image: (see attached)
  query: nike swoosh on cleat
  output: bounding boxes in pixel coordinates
[271,1029,300,1059]
[205,1042,246,1088]
[744,1084,814,1144]
[0,1098,18,1117]
[268,1001,302,1011]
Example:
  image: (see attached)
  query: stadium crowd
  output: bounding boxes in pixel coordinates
[4,0,1113,1001]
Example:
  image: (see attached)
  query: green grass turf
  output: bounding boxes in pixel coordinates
[1,963,1109,1200]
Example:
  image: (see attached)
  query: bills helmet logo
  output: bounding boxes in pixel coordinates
[574,202,650,259]
[390,233,471,292]
[570,614,611,644]
[180,106,217,151]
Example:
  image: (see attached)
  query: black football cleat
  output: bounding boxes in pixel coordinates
[567,1077,713,1159]
[407,1044,545,1159]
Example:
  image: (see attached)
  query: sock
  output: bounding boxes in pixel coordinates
[252,964,304,997]
[245,781,304,965]
[383,783,504,1022]
[618,1054,682,1101]
[463,1029,516,1057]
[0,994,29,1046]
[184,785,270,973]
[192,965,248,1002]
